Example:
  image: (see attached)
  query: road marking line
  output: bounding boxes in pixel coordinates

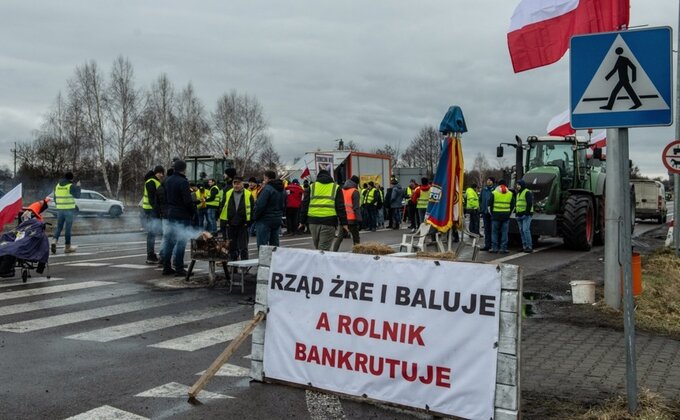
[66,306,241,342]
[110,264,155,269]
[51,254,147,266]
[0,288,140,317]
[0,277,64,288]
[64,405,149,420]
[134,382,232,399]
[306,390,346,420]
[50,252,95,258]
[149,320,250,352]
[64,263,111,267]
[0,281,115,301]
[196,363,249,377]
[0,294,195,333]
[490,243,561,263]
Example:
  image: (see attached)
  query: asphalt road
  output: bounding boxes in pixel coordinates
[0,216,666,419]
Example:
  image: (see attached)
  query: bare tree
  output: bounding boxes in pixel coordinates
[257,137,281,172]
[471,152,491,187]
[345,140,360,151]
[402,126,441,178]
[72,60,113,196]
[172,83,210,159]
[211,90,269,174]
[142,74,176,166]
[107,56,141,198]
[373,143,401,168]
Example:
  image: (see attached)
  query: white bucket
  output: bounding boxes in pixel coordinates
[569,280,596,304]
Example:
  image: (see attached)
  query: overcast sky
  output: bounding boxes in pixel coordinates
[0,0,676,178]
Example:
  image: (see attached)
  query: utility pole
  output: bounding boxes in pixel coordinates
[674,1,680,256]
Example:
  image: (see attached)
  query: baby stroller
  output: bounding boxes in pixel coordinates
[0,198,51,283]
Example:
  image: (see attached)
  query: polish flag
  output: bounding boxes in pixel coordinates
[547,109,575,136]
[508,0,630,73]
[300,166,311,179]
[589,130,607,149]
[0,184,22,232]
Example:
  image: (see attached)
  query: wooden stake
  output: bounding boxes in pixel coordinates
[188,311,265,401]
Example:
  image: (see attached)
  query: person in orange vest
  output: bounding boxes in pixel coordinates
[332,175,362,251]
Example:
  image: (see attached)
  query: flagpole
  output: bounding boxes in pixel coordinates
[674,0,680,255]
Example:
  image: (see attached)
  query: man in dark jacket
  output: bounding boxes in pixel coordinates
[51,171,81,254]
[253,170,286,250]
[479,177,495,251]
[388,179,405,230]
[219,177,255,261]
[161,160,195,276]
[299,169,348,251]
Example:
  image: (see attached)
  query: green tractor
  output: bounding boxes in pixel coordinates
[184,155,235,186]
[497,135,606,250]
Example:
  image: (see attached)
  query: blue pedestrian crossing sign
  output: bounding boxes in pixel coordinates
[570,26,673,129]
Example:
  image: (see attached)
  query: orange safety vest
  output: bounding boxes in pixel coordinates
[342,188,357,222]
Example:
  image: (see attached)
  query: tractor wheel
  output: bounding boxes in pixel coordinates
[594,197,605,246]
[562,195,595,251]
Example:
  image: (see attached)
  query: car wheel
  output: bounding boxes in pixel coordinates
[109,206,123,218]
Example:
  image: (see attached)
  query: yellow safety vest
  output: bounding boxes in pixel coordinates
[406,186,412,197]
[206,185,221,207]
[363,188,376,205]
[492,189,513,213]
[465,187,479,210]
[515,189,533,213]
[220,189,252,221]
[416,188,429,209]
[195,190,207,209]
[309,182,339,218]
[142,178,160,210]
[54,182,76,210]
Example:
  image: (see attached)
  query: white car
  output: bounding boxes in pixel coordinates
[47,189,125,217]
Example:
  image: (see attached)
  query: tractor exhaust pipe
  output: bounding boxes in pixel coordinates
[515,135,524,182]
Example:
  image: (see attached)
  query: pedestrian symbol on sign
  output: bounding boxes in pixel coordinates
[599,47,642,111]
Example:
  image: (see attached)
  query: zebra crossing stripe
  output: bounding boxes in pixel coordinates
[0,281,115,302]
[110,264,154,269]
[65,263,110,267]
[63,405,148,420]
[134,382,232,399]
[65,306,242,343]
[0,288,140,317]
[149,320,250,352]
[0,277,64,289]
[196,363,249,377]
[0,294,196,333]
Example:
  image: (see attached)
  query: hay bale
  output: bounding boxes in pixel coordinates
[352,242,394,255]
[416,251,458,261]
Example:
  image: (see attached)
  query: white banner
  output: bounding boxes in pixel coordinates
[263,248,501,419]
[315,153,334,174]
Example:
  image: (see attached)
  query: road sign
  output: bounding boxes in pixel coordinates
[662,140,680,174]
[570,27,673,129]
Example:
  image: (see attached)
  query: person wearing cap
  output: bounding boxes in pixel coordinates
[488,179,515,254]
[142,165,165,264]
[515,179,534,253]
[479,176,496,251]
[219,176,255,261]
[388,178,405,230]
[464,183,480,235]
[51,171,81,254]
[411,177,431,231]
[300,169,348,250]
[253,170,286,249]
[284,179,304,235]
[161,160,195,276]
[332,175,362,251]
[204,178,221,233]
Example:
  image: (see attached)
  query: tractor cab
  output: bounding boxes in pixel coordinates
[184,155,235,186]
[525,136,592,194]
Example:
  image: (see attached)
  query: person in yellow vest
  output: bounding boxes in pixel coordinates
[411,177,431,232]
[464,183,480,235]
[299,169,348,250]
[332,175,362,251]
[406,179,418,229]
[205,178,221,233]
[51,172,81,254]
[219,177,255,261]
[488,179,515,254]
[361,181,381,231]
[142,165,165,264]
[515,179,534,253]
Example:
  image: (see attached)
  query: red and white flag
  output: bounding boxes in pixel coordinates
[507,0,630,73]
[547,109,575,136]
[300,166,311,179]
[589,130,606,149]
[0,184,22,232]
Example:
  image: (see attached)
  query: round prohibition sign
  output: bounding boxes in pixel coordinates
[662,140,680,174]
